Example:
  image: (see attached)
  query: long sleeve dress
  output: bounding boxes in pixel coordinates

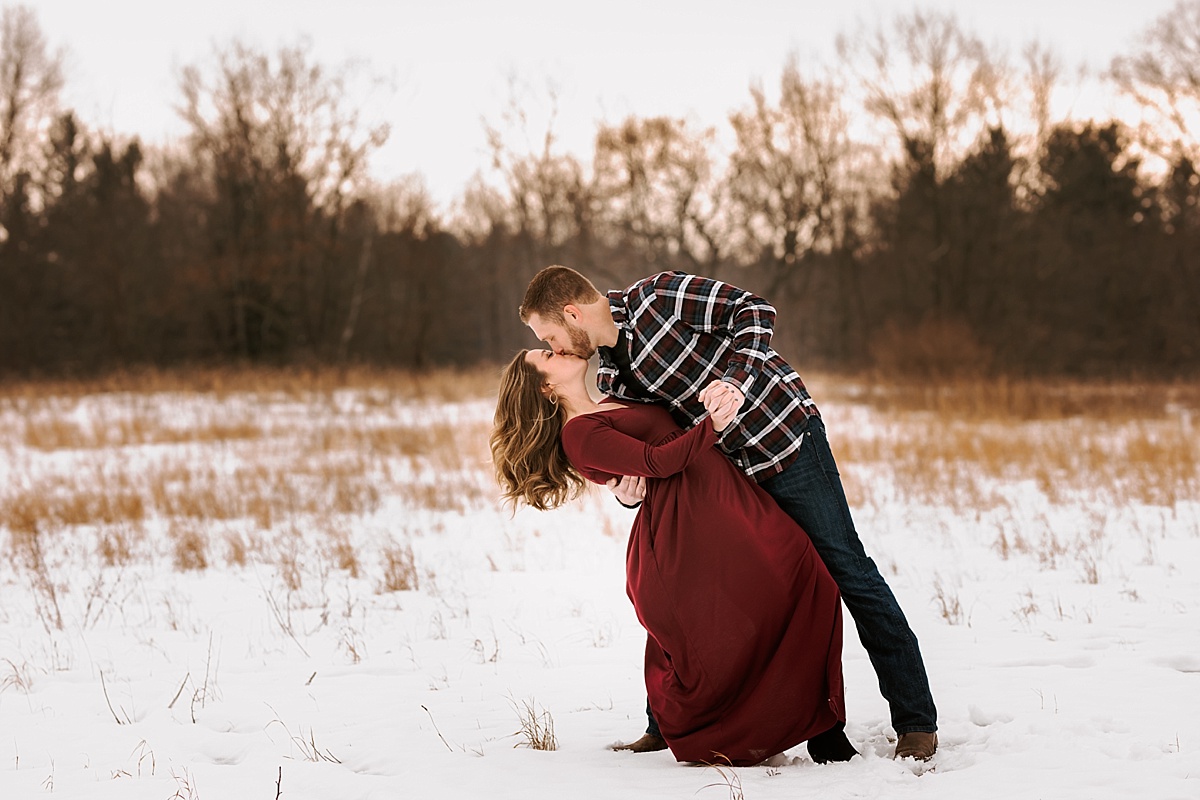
[561,404,845,766]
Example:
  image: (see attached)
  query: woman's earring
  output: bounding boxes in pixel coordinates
[549,390,560,406]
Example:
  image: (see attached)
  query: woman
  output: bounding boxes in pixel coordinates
[491,349,855,766]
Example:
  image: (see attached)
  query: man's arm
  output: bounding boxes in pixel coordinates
[647,272,775,398]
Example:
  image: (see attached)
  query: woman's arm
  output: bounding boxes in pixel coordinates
[562,415,718,480]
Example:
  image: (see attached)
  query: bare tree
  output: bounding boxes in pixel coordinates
[1022,39,1064,150]
[727,58,863,273]
[592,115,724,271]
[838,11,1007,318]
[0,5,63,211]
[448,176,530,361]
[479,78,606,363]
[837,9,1003,180]
[356,176,443,366]
[1111,0,1200,163]
[483,81,595,271]
[723,57,871,363]
[177,39,389,359]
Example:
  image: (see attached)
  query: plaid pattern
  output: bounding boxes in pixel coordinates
[597,271,820,481]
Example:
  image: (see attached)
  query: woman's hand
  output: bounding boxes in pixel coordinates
[704,388,738,433]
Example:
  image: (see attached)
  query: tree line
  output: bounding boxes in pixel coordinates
[2,3,1200,378]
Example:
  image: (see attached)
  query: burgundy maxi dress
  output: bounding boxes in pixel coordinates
[561,404,846,766]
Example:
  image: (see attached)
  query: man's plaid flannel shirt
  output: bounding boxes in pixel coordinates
[597,271,820,482]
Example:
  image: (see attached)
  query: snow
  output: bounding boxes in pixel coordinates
[1,387,1198,799]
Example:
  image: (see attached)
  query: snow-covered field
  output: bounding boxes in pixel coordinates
[1,377,1198,799]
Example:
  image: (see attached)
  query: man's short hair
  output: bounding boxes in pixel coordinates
[519,265,603,325]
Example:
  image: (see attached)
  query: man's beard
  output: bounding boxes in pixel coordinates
[566,321,595,359]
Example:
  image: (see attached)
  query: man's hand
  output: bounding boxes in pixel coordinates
[606,475,646,507]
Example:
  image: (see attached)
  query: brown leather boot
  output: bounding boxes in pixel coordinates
[894,731,938,761]
[612,733,668,753]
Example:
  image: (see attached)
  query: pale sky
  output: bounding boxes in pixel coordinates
[25,0,1181,206]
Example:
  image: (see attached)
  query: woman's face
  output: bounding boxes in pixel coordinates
[524,348,587,390]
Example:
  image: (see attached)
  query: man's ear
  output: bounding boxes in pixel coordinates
[562,304,582,322]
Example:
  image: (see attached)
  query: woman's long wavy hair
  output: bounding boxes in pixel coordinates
[491,349,587,511]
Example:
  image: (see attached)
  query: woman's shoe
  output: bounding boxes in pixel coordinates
[807,721,859,764]
[612,733,668,753]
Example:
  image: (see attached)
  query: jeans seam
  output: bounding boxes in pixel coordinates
[805,431,863,568]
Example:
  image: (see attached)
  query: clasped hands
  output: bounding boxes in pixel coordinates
[698,379,744,433]
[606,380,744,506]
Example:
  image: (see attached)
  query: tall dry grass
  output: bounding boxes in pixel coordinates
[0,366,498,592]
[22,416,263,450]
[817,375,1200,514]
[2,368,1195,601]
[813,373,1200,422]
[0,364,500,404]
[835,416,1199,510]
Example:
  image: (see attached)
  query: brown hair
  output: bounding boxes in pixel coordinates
[490,349,587,511]
[519,265,603,326]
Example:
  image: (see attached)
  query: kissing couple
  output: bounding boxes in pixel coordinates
[491,266,938,766]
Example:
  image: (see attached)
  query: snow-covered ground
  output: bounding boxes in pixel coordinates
[0,384,1197,799]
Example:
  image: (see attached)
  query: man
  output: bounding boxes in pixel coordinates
[519,266,939,761]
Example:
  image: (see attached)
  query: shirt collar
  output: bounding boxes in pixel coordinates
[607,288,629,327]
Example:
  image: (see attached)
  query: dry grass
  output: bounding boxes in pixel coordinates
[0,363,500,404]
[511,697,558,751]
[170,522,209,571]
[21,416,264,451]
[1,400,491,583]
[323,524,360,578]
[395,481,489,514]
[810,373,1200,422]
[834,414,1199,513]
[307,424,471,459]
[224,531,250,567]
[379,543,419,592]
[2,368,1195,597]
[6,517,65,631]
[700,760,746,800]
[97,525,139,567]
[0,476,148,533]
[0,658,35,695]
[142,458,386,524]
[277,543,303,592]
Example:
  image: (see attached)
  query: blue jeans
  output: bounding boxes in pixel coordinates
[645,416,936,738]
